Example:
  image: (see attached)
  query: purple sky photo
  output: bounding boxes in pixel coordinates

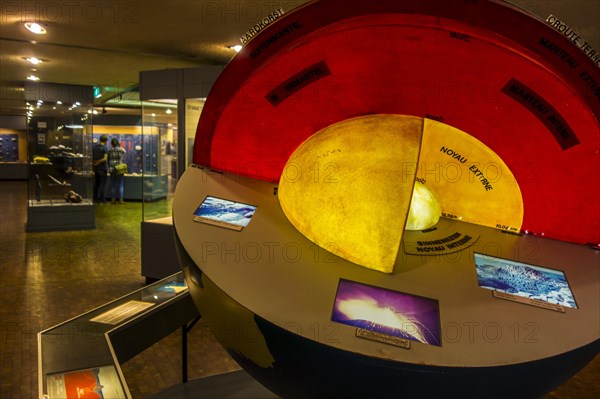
[332,279,441,345]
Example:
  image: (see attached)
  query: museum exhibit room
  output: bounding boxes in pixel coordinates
[0,0,598,398]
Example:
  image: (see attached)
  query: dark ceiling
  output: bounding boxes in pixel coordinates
[0,0,598,117]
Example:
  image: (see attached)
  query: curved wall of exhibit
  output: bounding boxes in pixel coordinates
[174,0,600,397]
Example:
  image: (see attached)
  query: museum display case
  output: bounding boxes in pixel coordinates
[137,67,222,281]
[0,131,21,162]
[23,82,95,231]
[172,0,600,397]
[138,100,176,208]
[26,110,95,231]
[0,116,28,179]
[38,272,196,399]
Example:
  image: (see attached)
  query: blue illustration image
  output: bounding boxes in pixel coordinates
[194,196,257,227]
[474,253,577,309]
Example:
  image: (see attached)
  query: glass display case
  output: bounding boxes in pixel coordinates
[141,100,178,218]
[138,66,220,281]
[38,272,196,399]
[0,132,20,162]
[92,123,144,202]
[26,110,95,231]
[0,116,28,179]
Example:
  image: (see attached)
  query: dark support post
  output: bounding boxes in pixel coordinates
[182,315,201,383]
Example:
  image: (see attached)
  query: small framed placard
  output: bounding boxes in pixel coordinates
[492,291,566,313]
[90,300,155,325]
[356,328,411,349]
[193,196,257,231]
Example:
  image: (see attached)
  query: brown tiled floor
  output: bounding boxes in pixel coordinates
[0,180,598,398]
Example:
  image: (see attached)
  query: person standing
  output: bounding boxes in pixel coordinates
[92,135,109,203]
[108,137,126,204]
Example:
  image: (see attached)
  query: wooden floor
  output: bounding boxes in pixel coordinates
[0,180,598,398]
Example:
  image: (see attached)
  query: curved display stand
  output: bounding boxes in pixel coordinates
[174,166,599,398]
[174,0,600,397]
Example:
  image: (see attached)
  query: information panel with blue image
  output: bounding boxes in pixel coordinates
[474,253,577,309]
[193,196,257,231]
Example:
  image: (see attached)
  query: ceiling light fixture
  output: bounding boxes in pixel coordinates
[26,57,42,65]
[27,75,40,81]
[56,101,62,105]
[229,45,243,52]
[24,22,47,35]
[166,109,173,114]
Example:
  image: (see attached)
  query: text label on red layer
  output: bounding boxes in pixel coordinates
[240,8,285,44]
[266,61,331,106]
[501,78,579,150]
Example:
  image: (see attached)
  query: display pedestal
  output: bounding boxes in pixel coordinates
[173,166,600,398]
[149,370,276,399]
[142,217,180,282]
[103,175,168,201]
[26,201,95,232]
[0,162,27,179]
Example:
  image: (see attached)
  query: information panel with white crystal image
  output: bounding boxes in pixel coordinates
[193,195,257,231]
[474,253,577,309]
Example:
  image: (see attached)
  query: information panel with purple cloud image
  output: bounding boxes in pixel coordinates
[331,279,441,346]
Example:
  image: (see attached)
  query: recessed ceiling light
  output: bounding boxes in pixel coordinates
[151,113,156,117]
[56,101,62,105]
[24,22,47,35]
[27,75,40,81]
[229,45,243,52]
[166,109,173,114]
[25,57,42,65]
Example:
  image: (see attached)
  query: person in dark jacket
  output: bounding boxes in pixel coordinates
[92,135,109,203]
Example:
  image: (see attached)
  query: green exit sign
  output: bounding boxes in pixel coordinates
[93,86,102,98]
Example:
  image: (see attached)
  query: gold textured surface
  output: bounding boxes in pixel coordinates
[278,115,423,273]
[405,181,442,230]
[418,119,524,231]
